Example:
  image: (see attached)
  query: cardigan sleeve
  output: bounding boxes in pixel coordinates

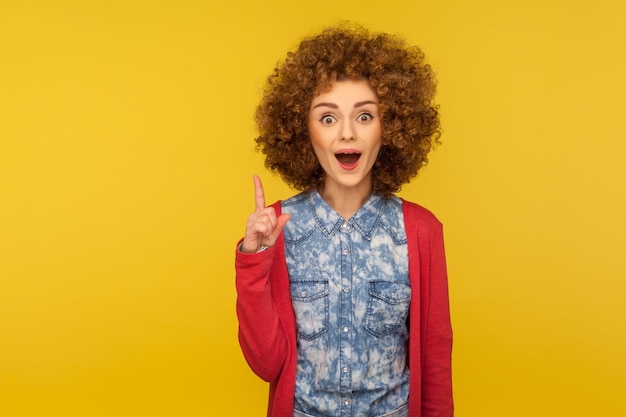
[420,220,454,416]
[404,199,454,417]
[235,241,289,382]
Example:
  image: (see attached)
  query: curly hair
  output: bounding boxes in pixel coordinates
[255,24,440,197]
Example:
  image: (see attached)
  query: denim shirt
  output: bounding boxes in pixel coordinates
[282,190,410,417]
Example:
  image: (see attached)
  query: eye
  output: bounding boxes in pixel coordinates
[357,113,374,122]
[320,115,337,125]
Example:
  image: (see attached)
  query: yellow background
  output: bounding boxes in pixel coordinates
[1,0,625,416]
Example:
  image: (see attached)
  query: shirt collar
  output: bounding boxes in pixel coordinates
[307,190,383,240]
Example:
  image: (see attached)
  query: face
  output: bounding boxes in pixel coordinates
[308,79,382,197]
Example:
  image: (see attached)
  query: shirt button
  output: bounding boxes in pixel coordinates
[343,287,350,293]
[342,249,349,255]
[344,400,351,406]
[301,291,307,297]
[391,292,397,299]
[343,366,349,373]
[342,326,349,333]
[341,222,350,230]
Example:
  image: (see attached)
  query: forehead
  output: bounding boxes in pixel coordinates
[311,79,377,105]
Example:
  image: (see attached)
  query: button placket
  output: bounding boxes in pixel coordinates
[338,225,353,400]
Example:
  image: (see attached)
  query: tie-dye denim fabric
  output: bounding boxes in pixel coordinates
[282,190,410,417]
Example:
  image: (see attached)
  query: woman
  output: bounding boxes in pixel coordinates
[235,25,453,417]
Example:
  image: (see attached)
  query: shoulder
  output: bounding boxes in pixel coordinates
[376,195,407,243]
[401,199,443,234]
[270,191,317,242]
[281,191,309,209]
[270,190,311,215]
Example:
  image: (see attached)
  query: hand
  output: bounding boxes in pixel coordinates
[241,175,290,254]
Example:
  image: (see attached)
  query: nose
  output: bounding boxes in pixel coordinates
[340,120,356,141]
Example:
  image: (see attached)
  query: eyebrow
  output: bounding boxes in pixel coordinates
[311,100,378,110]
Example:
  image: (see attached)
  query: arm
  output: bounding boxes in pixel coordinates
[235,176,291,382]
[235,244,288,381]
[421,221,454,416]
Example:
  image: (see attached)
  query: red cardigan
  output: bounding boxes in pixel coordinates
[236,200,453,417]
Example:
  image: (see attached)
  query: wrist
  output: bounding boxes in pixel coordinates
[239,243,270,254]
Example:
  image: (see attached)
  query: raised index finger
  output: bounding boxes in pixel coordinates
[253,175,266,212]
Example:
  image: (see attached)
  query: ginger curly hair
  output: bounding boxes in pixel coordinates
[255,25,441,197]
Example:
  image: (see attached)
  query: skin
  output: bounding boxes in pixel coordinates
[241,175,290,254]
[308,79,382,218]
[242,79,382,253]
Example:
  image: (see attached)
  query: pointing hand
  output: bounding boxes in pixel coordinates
[241,176,290,253]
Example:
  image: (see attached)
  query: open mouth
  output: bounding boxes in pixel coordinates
[335,151,361,169]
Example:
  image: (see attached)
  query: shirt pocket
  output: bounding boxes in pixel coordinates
[290,280,329,341]
[365,280,411,337]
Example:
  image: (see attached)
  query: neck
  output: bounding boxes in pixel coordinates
[317,180,373,219]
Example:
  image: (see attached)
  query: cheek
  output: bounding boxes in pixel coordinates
[309,131,321,152]
[368,124,383,151]
[308,135,325,163]
[310,143,330,169]
[309,125,331,153]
